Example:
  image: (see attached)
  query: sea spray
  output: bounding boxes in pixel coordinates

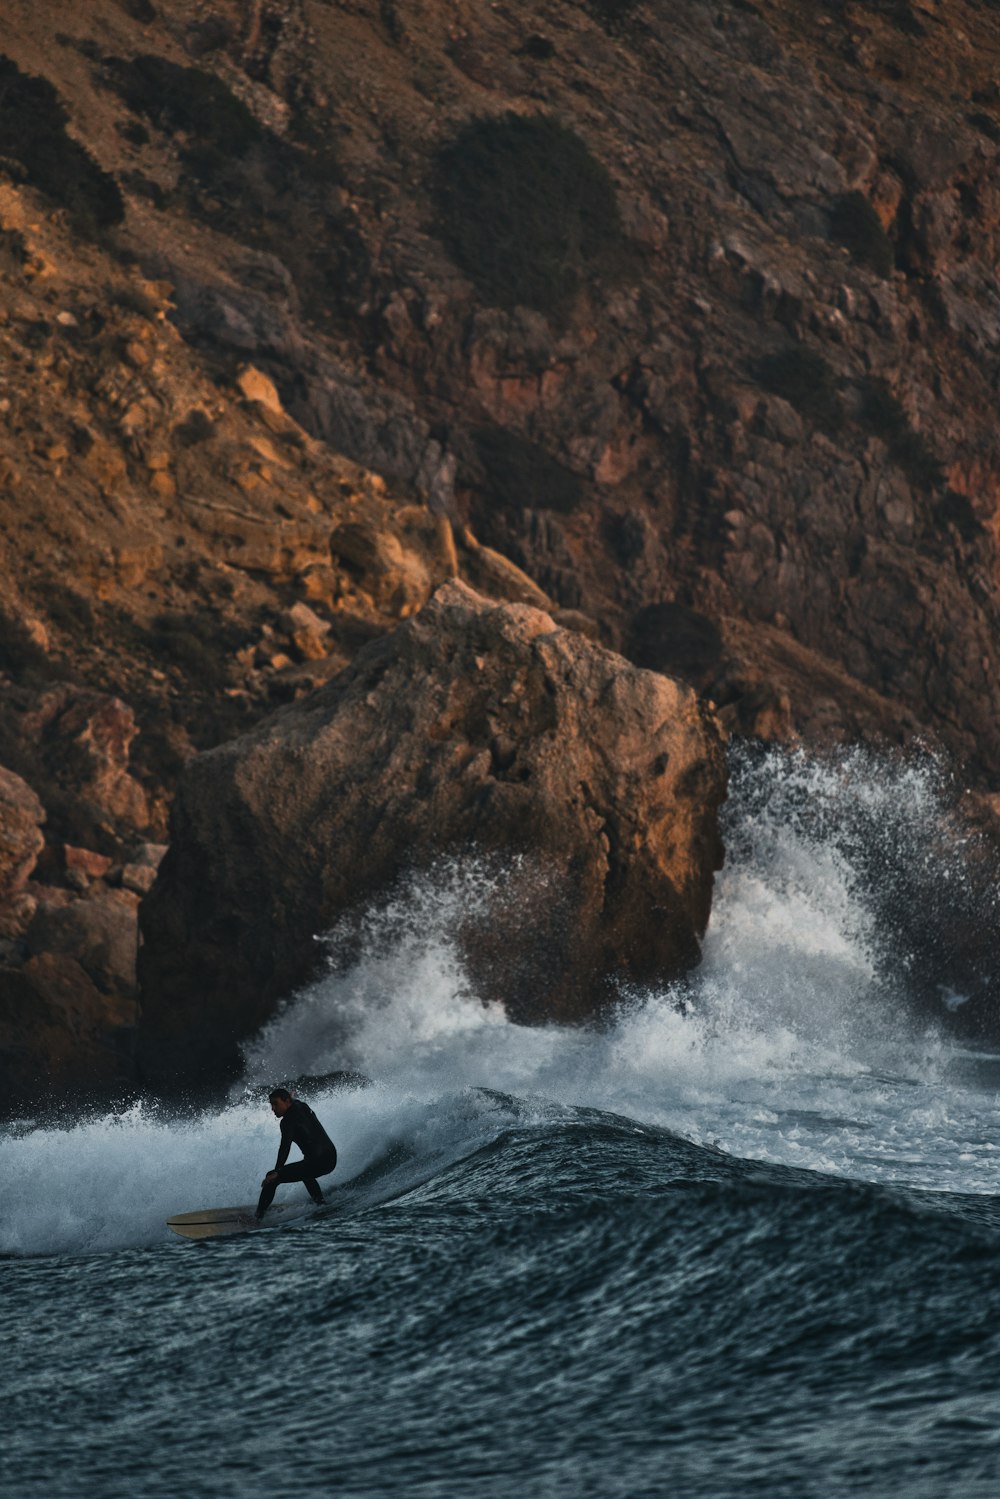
[240,745,1000,1194]
[5,746,1000,1261]
[723,742,1000,1025]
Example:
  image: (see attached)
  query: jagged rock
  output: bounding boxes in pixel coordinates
[0,889,36,942]
[281,601,331,661]
[19,686,150,839]
[25,889,139,997]
[12,0,1000,1103]
[553,608,601,641]
[0,766,45,899]
[123,840,168,871]
[458,531,555,610]
[329,519,433,615]
[138,581,727,1088]
[114,840,167,895]
[118,863,158,896]
[64,845,115,884]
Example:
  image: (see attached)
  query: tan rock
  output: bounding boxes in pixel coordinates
[433,513,459,579]
[80,436,128,493]
[64,846,114,882]
[283,601,331,662]
[111,539,165,588]
[150,471,176,500]
[460,539,553,610]
[0,456,22,489]
[553,609,601,640]
[249,435,291,469]
[119,863,158,895]
[297,564,340,606]
[23,616,49,652]
[329,519,432,615]
[236,364,283,413]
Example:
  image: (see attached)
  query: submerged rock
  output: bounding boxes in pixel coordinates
[138,581,726,1088]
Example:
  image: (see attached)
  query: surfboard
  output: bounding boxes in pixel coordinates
[166,1206,260,1240]
[166,1202,312,1240]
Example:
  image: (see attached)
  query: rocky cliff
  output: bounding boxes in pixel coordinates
[2,0,1000,1103]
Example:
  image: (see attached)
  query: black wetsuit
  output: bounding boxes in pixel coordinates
[256,1100,337,1218]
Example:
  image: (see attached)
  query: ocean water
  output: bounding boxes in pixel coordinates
[4,748,1000,1498]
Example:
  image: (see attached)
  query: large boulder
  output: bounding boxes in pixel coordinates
[138,582,726,1088]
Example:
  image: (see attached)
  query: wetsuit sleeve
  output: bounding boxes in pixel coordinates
[274,1117,292,1170]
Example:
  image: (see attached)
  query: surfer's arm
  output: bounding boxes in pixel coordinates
[273,1120,292,1170]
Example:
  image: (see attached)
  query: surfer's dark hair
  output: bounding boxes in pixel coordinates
[268,1087,292,1102]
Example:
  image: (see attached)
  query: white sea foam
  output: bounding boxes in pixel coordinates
[4,747,1000,1257]
[242,746,1000,1194]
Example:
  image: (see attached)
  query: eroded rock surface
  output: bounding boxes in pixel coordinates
[6,0,1000,1097]
[0,766,44,899]
[138,582,726,1088]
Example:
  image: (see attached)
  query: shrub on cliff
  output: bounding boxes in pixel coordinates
[107,55,264,158]
[147,611,236,689]
[757,347,842,432]
[859,377,942,489]
[473,426,584,515]
[101,55,357,324]
[432,114,626,317]
[830,191,895,278]
[0,57,123,237]
[858,0,926,36]
[104,54,270,196]
[105,55,342,197]
[587,0,642,32]
[627,603,724,684]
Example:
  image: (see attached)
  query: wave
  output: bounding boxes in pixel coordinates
[6,1075,1000,1263]
[4,745,1000,1258]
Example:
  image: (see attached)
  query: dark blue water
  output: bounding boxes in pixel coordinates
[4,751,1000,1496]
[4,1110,1000,1497]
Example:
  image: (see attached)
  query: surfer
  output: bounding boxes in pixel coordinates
[256,1087,337,1220]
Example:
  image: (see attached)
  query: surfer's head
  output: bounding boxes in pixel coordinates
[268,1087,293,1117]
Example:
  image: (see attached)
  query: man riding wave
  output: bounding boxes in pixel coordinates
[256,1087,337,1220]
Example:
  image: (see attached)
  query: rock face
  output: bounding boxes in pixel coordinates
[7,0,1000,783]
[0,952,137,1115]
[0,767,44,899]
[20,686,151,839]
[138,582,726,1088]
[10,0,1000,1102]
